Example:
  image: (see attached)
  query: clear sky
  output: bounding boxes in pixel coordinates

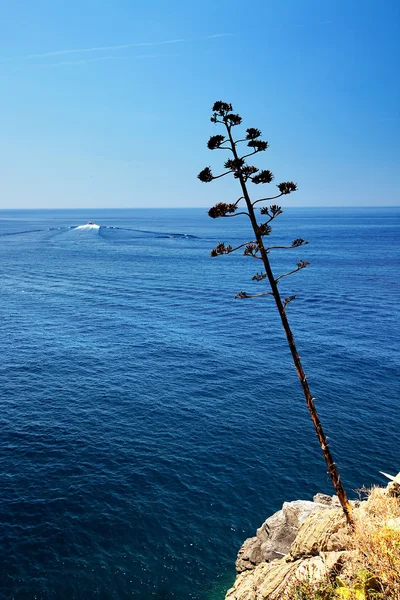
[1,0,399,208]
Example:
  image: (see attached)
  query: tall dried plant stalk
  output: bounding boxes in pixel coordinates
[198,101,352,524]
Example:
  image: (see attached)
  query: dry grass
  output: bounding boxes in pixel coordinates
[281,487,400,600]
[282,578,335,600]
[350,486,400,599]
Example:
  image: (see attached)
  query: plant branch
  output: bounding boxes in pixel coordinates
[266,242,309,251]
[252,272,267,281]
[222,212,250,218]
[275,267,303,282]
[230,240,256,252]
[275,261,310,283]
[252,193,283,206]
[235,291,274,299]
[241,150,259,159]
[213,170,233,180]
[282,295,296,309]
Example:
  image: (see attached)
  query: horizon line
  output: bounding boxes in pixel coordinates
[1,205,399,210]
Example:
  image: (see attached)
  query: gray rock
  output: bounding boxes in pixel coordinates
[257,500,322,562]
[235,498,335,573]
[313,493,333,505]
[236,537,263,573]
[313,493,342,506]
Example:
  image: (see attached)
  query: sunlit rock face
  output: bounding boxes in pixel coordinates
[227,495,353,600]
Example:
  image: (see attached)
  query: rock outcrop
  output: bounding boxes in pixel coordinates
[226,484,400,600]
[235,498,335,573]
[226,494,354,600]
[227,551,351,600]
[289,507,350,560]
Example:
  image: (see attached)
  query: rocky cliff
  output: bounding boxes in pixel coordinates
[225,482,400,600]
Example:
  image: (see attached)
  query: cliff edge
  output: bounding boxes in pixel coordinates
[225,483,400,599]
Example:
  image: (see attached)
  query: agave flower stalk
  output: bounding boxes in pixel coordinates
[198,101,353,524]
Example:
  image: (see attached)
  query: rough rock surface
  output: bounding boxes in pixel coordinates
[313,493,341,507]
[313,493,333,505]
[236,500,329,573]
[235,537,263,573]
[226,495,354,600]
[227,552,348,600]
[289,507,350,560]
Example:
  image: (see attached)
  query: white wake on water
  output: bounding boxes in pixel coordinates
[74,223,100,231]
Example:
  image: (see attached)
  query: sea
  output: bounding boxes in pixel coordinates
[0,207,399,600]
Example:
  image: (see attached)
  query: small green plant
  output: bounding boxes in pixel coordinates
[281,571,382,600]
[335,570,382,600]
[198,101,352,524]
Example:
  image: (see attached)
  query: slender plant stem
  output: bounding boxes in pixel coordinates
[225,121,353,524]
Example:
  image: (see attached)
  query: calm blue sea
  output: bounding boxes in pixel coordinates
[0,207,399,599]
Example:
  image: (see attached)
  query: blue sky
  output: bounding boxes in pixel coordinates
[0,0,399,208]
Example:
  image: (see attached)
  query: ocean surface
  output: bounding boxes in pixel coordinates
[0,207,399,599]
